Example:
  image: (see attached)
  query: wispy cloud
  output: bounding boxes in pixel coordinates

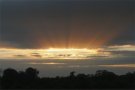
[96,44,135,58]
[98,64,135,68]
[31,53,42,58]
[13,55,28,58]
[28,62,66,65]
[107,45,135,51]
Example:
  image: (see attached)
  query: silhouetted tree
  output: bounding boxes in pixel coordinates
[95,70,117,81]
[0,69,2,89]
[95,70,116,77]
[0,69,2,77]
[94,70,118,88]
[24,67,39,88]
[1,68,135,89]
[77,74,89,79]
[2,68,19,89]
[69,71,75,78]
[25,67,39,79]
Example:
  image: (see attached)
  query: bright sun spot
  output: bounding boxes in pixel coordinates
[42,48,98,59]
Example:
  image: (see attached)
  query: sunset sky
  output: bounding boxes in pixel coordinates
[0,0,135,76]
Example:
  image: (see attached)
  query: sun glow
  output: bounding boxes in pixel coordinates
[43,48,98,59]
[0,48,98,59]
[0,44,134,59]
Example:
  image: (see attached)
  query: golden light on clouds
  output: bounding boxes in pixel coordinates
[99,64,135,68]
[44,48,98,59]
[0,44,134,59]
[108,45,135,51]
[29,62,66,65]
[0,48,99,59]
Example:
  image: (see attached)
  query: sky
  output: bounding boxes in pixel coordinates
[0,0,135,77]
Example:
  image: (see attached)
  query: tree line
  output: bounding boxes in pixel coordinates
[0,67,135,89]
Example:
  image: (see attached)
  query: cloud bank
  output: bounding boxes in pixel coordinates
[0,0,134,49]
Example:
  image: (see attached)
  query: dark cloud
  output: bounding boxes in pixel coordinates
[31,53,42,58]
[109,51,135,56]
[14,54,28,58]
[0,0,134,48]
[97,45,135,58]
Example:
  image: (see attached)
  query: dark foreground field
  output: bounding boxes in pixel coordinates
[0,67,135,89]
